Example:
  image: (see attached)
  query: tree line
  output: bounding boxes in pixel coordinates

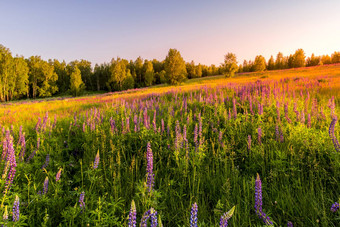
[1,43,340,101]
[0,45,222,101]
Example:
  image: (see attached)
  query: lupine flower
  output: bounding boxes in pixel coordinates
[79,191,85,211]
[287,221,293,227]
[19,132,26,161]
[43,177,49,194]
[233,98,237,119]
[219,206,235,227]
[41,154,50,169]
[190,202,198,227]
[146,142,154,192]
[93,151,100,169]
[3,135,16,195]
[255,174,273,225]
[329,117,340,152]
[56,168,62,182]
[150,208,158,227]
[331,202,339,212]
[128,200,137,227]
[255,174,262,213]
[12,195,19,222]
[140,209,151,227]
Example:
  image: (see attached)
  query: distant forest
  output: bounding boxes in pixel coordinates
[0,44,339,101]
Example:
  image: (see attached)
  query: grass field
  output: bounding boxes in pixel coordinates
[0,64,340,226]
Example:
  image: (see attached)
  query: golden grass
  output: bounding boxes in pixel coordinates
[1,64,340,128]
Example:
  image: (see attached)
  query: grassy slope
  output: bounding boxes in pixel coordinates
[1,64,340,128]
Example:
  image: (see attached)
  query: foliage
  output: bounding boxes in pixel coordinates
[70,66,85,97]
[164,48,187,85]
[223,53,238,77]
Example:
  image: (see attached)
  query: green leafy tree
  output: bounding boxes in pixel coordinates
[253,55,266,72]
[144,61,154,86]
[320,55,331,65]
[0,45,13,101]
[107,58,128,91]
[134,57,144,87]
[27,56,58,98]
[70,66,85,96]
[196,64,203,77]
[186,61,196,79]
[306,54,320,67]
[51,59,68,93]
[275,52,284,69]
[331,51,340,63]
[223,53,238,77]
[164,49,187,85]
[123,69,135,90]
[292,49,305,68]
[11,56,29,100]
[267,55,275,70]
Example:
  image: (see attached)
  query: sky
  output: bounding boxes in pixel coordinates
[0,0,339,66]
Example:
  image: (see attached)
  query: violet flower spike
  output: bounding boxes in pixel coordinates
[128,200,137,227]
[12,195,19,222]
[43,177,49,194]
[146,142,154,192]
[79,191,85,211]
[93,150,100,169]
[190,202,198,227]
[56,168,62,182]
[331,202,339,212]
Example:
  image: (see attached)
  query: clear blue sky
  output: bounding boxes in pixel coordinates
[1,0,339,66]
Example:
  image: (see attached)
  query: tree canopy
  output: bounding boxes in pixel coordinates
[164,49,187,85]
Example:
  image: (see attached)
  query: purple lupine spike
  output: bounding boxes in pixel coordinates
[43,177,49,194]
[190,202,198,227]
[140,209,151,227]
[194,124,198,144]
[331,202,339,212]
[258,127,262,145]
[52,115,57,128]
[150,208,158,227]
[93,151,100,169]
[79,191,85,211]
[35,117,41,133]
[307,113,311,128]
[128,200,137,227]
[3,135,16,195]
[284,103,292,124]
[146,142,154,192]
[255,174,273,225]
[41,154,50,169]
[134,115,138,132]
[329,117,340,152]
[126,117,130,133]
[247,135,252,151]
[161,119,165,134]
[12,195,19,222]
[255,173,263,213]
[56,168,62,182]
[287,221,293,227]
[121,118,125,134]
[144,109,149,129]
[18,132,26,161]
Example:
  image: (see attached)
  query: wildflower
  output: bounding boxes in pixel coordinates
[287,221,293,227]
[12,195,19,222]
[146,142,154,192]
[3,135,16,195]
[255,174,262,213]
[128,200,137,227]
[255,174,273,225]
[219,206,235,227]
[190,202,198,227]
[56,168,62,182]
[331,202,339,212]
[41,154,50,169]
[93,151,100,169]
[140,208,157,227]
[329,117,340,152]
[79,191,85,211]
[43,177,49,194]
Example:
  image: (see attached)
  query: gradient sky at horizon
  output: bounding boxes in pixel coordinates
[1,0,339,66]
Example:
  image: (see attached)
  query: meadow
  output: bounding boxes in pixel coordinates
[0,64,340,226]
